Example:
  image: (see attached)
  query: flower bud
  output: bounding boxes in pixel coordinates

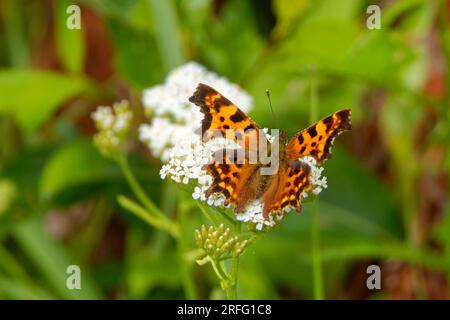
[194,224,249,260]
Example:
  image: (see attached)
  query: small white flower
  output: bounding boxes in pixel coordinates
[298,156,328,197]
[91,106,114,130]
[235,200,278,230]
[91,100,132,157]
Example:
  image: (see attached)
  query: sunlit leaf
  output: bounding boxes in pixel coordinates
[54,0,86,73]
[13,216,101,299]
[39,140,114,201]
[0,70,87,133]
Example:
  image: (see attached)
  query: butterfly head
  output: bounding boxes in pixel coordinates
[271,130,288,149]
[271,130,289,159]
[278,130,288,145]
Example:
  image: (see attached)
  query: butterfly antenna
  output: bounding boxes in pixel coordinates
[266,89,278,126]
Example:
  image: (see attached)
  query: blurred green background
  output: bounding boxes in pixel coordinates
[0,0,449,299]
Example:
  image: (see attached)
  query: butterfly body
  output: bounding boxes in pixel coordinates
[189,83,351,218]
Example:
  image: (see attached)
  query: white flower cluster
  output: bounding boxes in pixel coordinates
[235,200,281,231]
[299,156,328,197]
[141,62,327,231]
[139,61,252,162]
[91,100,132,157]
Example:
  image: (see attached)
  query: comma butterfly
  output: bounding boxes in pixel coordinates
[189,83,351,218]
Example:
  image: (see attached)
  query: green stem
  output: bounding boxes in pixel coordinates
[211,206,238,226]
[116,155,179,238]
[117,195,179,239]
[309,66,324,300]
[196,201,221,226]
[311,200,324,299]
[226,223,241,300]
[210,258,228,281]
[117,155,166,220]
[177,193,198,299]
[226,258,239,299]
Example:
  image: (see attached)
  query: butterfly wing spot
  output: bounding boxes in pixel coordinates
[286,109,351,164]
[230,110,246,122]
[307,126,318,138]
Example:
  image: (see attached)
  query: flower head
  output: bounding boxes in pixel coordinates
[91,100,132,158]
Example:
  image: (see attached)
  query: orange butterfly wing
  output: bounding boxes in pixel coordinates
[261,161,312,217]
[286,109,351,163]
[189,83,268,151]
[262,110,351,217]
[204,149,262,212]
[189,84,267,211]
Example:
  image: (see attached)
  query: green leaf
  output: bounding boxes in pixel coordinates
[147,0,185,72]
[54,0,86,73]
[307,0,362,21]
[39,139,113,201]
[0,246,55,299]
[383,0,426,27]
[0,275,53,299]
[273,0,311,38]
[320,148,401,239]
[105,17,163,88]
[239,257,278,299]
[0,70,87,133]
[13,215,101,299]
[200,0,264,80]
[0,146,55,236]
[342,31,400,84]
[80,0,143,28]
[127,250,180,298]
[2,0,29,67]
[317,241,446,272]
[282,19,359,71]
